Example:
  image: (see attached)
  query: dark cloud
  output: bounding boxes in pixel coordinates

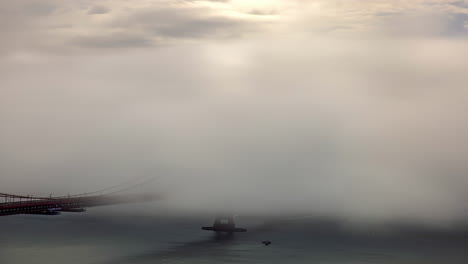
[70,33,153,49]
[155,17,245,38]
[0,2,263,53]
[23,1,58,16]
[374,12,396,17]
[376,11,468,37]
[87,5,111,15]
[69,7,255,49]
[247,9,278,16]
[2,0,468,55]
[450,0,468,9]
[114,8,257,40]
[445,13,468,36]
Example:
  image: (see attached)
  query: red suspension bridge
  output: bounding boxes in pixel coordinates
[0,178,162,216]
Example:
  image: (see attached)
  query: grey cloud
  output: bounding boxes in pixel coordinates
[23,1,58,16]
[70,33,153,49]
[450,1,468,9]
[247,9,278,16]
[375,11,468,37]
[4,0,468,55]
[0,1,262,54]
[445,13,468,36]
[87,5,111,15]
[374,12,396,17]
[155,17,245,38]
[115,8,257,39]
[70,7,252,49]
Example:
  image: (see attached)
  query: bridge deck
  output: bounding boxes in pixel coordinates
[0,193,161,216]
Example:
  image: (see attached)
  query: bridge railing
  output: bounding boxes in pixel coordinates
[1,177,158,207]
[0,193,94,207]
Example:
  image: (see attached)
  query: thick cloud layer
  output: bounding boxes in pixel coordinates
[1,0,468,228]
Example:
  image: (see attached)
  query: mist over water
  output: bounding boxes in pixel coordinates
[2,40,468,227]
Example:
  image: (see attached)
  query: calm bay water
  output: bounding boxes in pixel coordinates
[1,209,467,264]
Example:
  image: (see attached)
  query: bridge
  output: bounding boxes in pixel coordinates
[1,181,248,233]
[0,179,162,216]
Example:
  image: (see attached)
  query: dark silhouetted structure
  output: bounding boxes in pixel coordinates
[0,192,161,216]
[202,215,247,233]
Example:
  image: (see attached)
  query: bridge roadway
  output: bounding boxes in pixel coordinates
[0,193,162,216]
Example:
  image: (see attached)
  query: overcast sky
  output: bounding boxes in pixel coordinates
[1,0,468,227]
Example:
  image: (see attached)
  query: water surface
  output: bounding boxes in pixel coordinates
[1,211,467,264]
